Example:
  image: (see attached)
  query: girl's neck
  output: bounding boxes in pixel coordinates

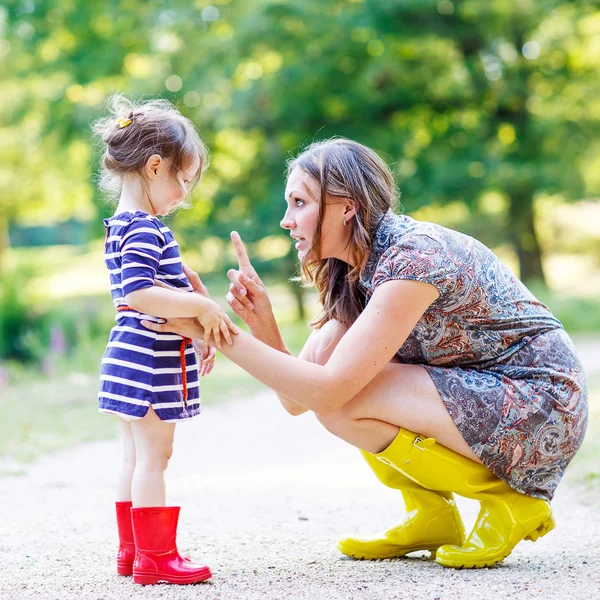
[115,175,155,216]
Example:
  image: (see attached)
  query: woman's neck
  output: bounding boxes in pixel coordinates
[115,176,154,216]
[338,244,357,268]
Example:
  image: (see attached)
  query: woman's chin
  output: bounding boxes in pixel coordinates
[297,250,318,267]
[297,248,311,261]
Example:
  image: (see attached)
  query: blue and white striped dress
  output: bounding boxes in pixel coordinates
[98,211,201,422]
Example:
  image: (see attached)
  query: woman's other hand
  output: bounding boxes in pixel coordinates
[227,231,273,329]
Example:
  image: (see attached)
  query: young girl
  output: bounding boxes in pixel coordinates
[93,95,237,585]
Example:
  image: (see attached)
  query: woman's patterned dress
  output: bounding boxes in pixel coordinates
[359,211,588,500]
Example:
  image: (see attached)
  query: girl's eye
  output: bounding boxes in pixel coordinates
[295,198,304,207]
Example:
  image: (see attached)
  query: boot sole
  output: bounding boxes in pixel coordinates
[133,567,212,585]
[435,513,556,569]
[117,562,133,576]
[337,541,443,560]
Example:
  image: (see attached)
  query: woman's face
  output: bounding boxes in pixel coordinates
[281,167,320,261]
[281,167,353,262]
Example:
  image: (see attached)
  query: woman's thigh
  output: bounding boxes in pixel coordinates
[308,320,480,462]
[316,362,481,462]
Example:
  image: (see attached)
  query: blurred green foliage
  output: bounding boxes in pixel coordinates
[1,0,600,369]
[2,0,600,279]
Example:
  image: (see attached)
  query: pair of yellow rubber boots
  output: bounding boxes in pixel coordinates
[338,429,555,568]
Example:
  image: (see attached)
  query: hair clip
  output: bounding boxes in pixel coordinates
[117,117,133,129]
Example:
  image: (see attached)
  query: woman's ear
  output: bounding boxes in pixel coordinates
[145,154,163,179]
[343,201,357,223]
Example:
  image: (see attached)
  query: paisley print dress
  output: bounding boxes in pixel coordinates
[359,211,588,501]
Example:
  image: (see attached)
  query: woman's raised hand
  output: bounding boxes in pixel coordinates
[227,231,272,329]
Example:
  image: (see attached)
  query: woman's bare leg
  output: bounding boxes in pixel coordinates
[306,320,481,463]
[130,407,176,507]
[116,418,136,502]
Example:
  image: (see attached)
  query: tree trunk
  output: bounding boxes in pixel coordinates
[284,251,306,322]
[508,191,546,286]
[288,278,306,322]
[0,215,9,276]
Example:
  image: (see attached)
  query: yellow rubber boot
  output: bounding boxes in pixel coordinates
[337,450,466,560]
[375,429,555,569]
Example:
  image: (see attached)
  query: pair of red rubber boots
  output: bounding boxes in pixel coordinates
[115,501,212,585]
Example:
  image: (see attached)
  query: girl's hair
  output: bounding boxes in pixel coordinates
[287,138,400,329]
[92,94,208,202]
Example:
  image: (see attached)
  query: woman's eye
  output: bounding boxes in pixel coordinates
[295,199,304,207]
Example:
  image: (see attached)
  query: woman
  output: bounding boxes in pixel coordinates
[143,138,588,569]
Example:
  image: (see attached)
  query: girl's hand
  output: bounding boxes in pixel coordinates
[197,299,238,348]
[227,232,273,328]
[192,339,216,377]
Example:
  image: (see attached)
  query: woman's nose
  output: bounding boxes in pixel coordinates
[280,213,294,230]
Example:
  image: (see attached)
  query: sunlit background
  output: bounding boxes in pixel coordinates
[1,0,599,481]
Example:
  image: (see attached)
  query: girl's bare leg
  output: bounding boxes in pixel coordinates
[130,407,176,507]
[116,418,136,501]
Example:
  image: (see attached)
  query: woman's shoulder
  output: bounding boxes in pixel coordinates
[361,212,494,295]
[368,212,471,266]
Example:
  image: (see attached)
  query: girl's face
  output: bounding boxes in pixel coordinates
[146,154,201,216]
[281,167,355,263]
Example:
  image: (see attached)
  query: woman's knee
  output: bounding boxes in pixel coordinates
[309,319,349,365]
[315,404,353,436]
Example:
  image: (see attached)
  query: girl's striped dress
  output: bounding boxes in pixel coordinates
[98,210,201,422]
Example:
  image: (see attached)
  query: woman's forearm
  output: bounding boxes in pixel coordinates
[247,316,308,415]
[249,315,290,353]
[218,330,344,414]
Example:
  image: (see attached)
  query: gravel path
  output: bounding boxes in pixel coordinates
[1,338,599,600]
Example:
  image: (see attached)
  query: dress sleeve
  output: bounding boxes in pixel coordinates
[371,234,459,298]
[119,218,165,296]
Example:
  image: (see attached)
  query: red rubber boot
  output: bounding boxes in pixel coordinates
[115,501,135,576]
[131,506,212,585]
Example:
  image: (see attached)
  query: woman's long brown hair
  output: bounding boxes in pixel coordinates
[287,138,400,329]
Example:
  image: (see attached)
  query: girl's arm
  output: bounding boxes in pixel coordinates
[125,286,219,319]
[129,281,238,347]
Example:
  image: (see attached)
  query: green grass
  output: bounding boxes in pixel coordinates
[0,375,116,467]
